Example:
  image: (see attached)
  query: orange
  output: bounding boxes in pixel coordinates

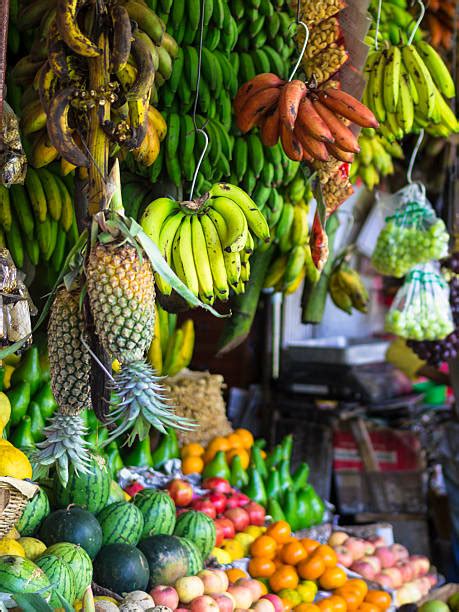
[269,565,299,592]
[334,589,363,611]
[319,567,347,591]
[181,443,205,458]
[281,541,308,565]
[226,447,250,470]
[235,428,254,448]
[317,598,335,612]
[295,605,321,612]
[346,580,368,599]
[274,558,285,569]
[300,538,321,555]
[364,591,391,611]
[266,521,292,544]
[182,455,204,474]
[357,604,381,612]
[297,555,326,580]
[226,433,243,449]
[316,544,338,568]
[250,535,278,559]
[327,596,347,612]
[208,436,230,453]
[248,557,276,578]
[226,568,248,583]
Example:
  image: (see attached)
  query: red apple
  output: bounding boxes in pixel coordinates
[214,520,225,547]
[253,601,275,612]
[167,479,193,507]
[375,546,396,569]
[363,541,376,555]
[198,570,226,595]
[225,496,240,510]
[224,508,250,532]
[212,594,235,612]
[243,502,265,526]
[202,477,232,494]
[426,573,437,588]
[176,608,189,612]
[261,594,283,612]
[233,492,250,507]
[328,532,349,548]
[214,517,236,540]
[212,570,229,592]
[345,537,367,561]
[235,578,264,602]
[227,585,253,609]
[374,573,394,589]
[124,482,145,497]
[390,543,409,562]
[350,561,376,580]
[409,555,430,578]
[368,535,386,548]
[381,567,403,588]
[150,586,179,610]
[192,499,217,519]
[176,576,205,604]
[191,595,220,612]
[396,561,413,583]
[209,492,227,515]
[365,555,382,574]
[335,546,353,568]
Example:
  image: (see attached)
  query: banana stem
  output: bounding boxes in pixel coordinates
[87,31,111,216]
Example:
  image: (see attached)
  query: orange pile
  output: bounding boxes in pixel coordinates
[247,522,392,612]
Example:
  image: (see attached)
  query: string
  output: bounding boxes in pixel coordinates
[374,0,383,50]
[288,21,310,82]
[408,0,426,45]
[189,0,208,201]
[407,128,424,184]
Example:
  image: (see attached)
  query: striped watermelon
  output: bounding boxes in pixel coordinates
[16,487,50,536]
[178,537,203,575]
[35,554,76,608]
[44,542,92,599]
[97,502,144,546]
[0,555,51,598]
[173,510,216,561]
[39,507,103,559]
[134,490,176,538]
[54,455,110,513]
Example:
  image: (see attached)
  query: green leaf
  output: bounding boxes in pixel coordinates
[11,593,54,612]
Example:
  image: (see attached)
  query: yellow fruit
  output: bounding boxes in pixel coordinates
[278,588,302,608]
[211,547,232,565]
[0,445,33,479]
[181,443,205,458]
[6,527,20,539]
[220,538,245,561]
[234,532,256,555]
[0,440,12,446]
[18,537,47,560]
[297,581,318,603]
[245,525,264,538]
[2,366,15,390]
[112,359,122,373]
[124,490,131,501]
[0,538,25,556]
[0,392,11,433]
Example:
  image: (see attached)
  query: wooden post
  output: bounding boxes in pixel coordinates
[0,0,9,115]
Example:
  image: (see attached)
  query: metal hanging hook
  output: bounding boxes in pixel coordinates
[374,0,383,50]
[189,0,208,201]
[407,128,424,184]
[408,0,426,44]
[288,20,309,82]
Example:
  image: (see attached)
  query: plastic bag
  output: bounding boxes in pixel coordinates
[372,183,449,278]
[0,101,26,185]
[385,263,454,341]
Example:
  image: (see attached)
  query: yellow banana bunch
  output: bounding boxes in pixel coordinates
[350,128,404,190]
[329,262,369,315]
[148,305,195,377]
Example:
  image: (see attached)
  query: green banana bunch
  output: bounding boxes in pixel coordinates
[0,168,77,273]
[148,304,195,377]
[367,0,423,46]
[363,41,458,141]
[350,128,404,190]
[329,262,369,315]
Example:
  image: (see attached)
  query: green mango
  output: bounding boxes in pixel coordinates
[279,459,293,497]
[281,434,293,461]
[10,415,35,449]
[203,450,231,481]
[33,381,58,420]
[105,441,125,479]
[243,464,267,507]
[167,427,180,459]
[124,437,154,468]
[28,401,45,442]
[292,462,310,492]
[252,445,267,480]
[283,487,299,532]
[151,433,173,469]
[268,498,286,522]
[266,467,282,501]
[266,444,282,470]
[296,487,314,530]
[230,454,248,489]
[8,381,31,426]
[11,346,41,395]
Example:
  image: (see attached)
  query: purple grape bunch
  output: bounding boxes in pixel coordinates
[408,254,459,365]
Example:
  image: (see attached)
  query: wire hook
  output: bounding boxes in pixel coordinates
[407,129,424,184]
[189,128,209,202]
[408,0,426,44]
[288,21,309,82]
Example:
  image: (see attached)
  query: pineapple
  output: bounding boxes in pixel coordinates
[86,239,195,444]
[32,287,91,486]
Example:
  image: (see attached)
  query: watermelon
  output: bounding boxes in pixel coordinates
[178,537,203,575]
[39,506,103,559]
[16,487,50,536]
[173,510,216,560]
[138,535,189,587]
[54,455,110,513]
[0,555,51,599]
[97,501,144,546]
[35,554,76,608]
[134,489,176,538]
[93,544,149,595]
[44,542,93,599]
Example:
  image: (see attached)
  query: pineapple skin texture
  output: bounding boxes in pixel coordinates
[87,242,156,363]
[48,288,91,415]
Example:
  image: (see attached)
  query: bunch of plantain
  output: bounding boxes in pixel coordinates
[11,0,178,170]
[350,128,404,190]
[328,261,369,315]
[148,304,195,377]
[0,168,77,272]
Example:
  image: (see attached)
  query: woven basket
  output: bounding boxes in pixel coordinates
[0,477,37,538]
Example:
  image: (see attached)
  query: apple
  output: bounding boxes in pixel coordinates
[191,595,220,612]
[192,499,217,519]
[409,555,430,578]
[375,546,396,569]
[260,595,283,612]
[214,517,236,540]
[374,573,394,589]
[363,541,375,555]
[368,535,386,548]
[334,546,353,568]
[416,577,432,596]
[167,479,193,507]
[202,478,232,494]
[176,608,190,612]
[396,561,414,583]
[395,583,423,606]
[345,537,367,561]
[227,586,253,610]
[198,570,226,595]
[390,543,409,562]
[224,508,250,532]
[212,570,229,592]
[150,586,180,610]
[381,567,403,588]
[209,492,227,515]
[243,502,265,527]
[175,577,205,604]
[364,555,382,574]
[234,493,250,507]
[328,532,349,548]
[212,594,235,612]
[225,496,240,510]
[426,573,438,588]
[235,579,264,602]
[350,561,376,580]
[214,520,225,547]
[252,601,275,612]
